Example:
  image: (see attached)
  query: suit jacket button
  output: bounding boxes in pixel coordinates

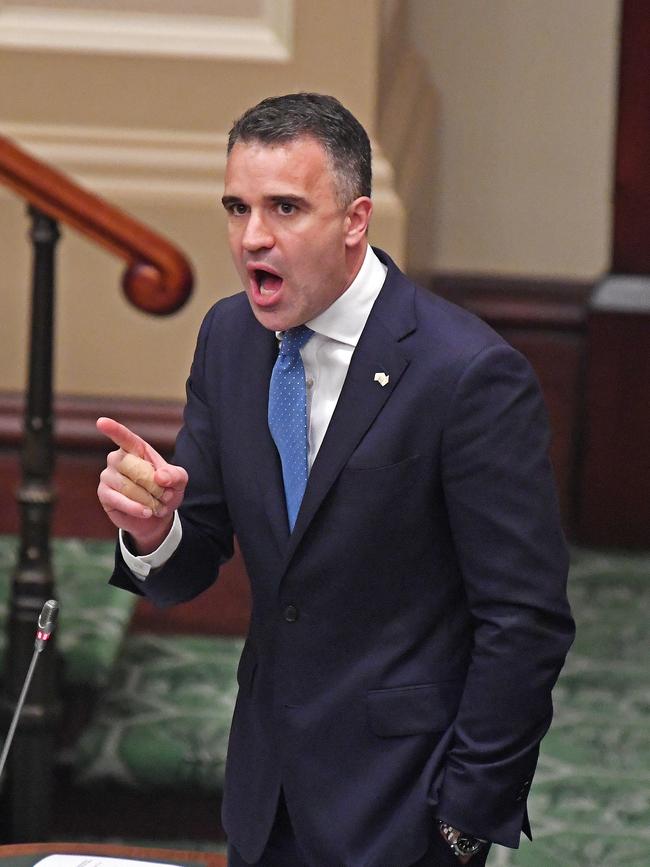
[284,605,299,622]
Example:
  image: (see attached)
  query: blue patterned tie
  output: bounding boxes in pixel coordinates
[268,325,314,530]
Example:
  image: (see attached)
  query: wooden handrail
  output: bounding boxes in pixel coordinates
[0,134,192,314]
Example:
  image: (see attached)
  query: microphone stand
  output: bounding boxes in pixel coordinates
[0,600,59,782]
[0,650,40,780]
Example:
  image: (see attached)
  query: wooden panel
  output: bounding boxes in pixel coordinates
[613,0,650,273]
[576,309,650,547]
[0,392,183,537]
[428,274,591,330]
[0,451,110,538]
[0,392,182,452]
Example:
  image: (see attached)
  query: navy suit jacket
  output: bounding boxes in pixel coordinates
[111,248,574,866]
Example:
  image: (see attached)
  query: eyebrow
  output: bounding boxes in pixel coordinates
[268,195,309,207]
[221,194,310,208]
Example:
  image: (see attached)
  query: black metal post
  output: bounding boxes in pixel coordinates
[0,206,62,841]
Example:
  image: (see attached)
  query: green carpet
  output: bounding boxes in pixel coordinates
[488,547,650,866]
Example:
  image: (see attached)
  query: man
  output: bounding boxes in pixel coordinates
[97,93,574,866]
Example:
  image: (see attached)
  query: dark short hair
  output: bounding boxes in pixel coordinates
[227,92,372,206]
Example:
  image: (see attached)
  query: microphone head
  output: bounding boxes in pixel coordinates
[37,599,59,632]
[35,599,59,652]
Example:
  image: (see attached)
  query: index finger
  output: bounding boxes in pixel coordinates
[97,417,147,458]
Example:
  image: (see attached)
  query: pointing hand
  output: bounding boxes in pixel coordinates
[96,416,188,554]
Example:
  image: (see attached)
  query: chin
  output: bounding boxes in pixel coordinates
[249,305,298,333]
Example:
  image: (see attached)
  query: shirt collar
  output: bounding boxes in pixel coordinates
[306,245,387,347]
[275,246,387,346]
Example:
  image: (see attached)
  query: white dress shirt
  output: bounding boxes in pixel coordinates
[121,245,387,578]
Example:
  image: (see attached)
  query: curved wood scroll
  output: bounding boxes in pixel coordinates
[0,134,193,314]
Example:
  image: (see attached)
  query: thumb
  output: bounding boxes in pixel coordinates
[154,464,188,491]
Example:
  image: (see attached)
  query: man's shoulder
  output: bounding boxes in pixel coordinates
[205,290,251,323]
[414,283,505,349]
[375,249,508,361]
[191,292,274,367]
[198,290,260,340]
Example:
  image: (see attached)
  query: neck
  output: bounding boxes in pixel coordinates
[344,239,369,290]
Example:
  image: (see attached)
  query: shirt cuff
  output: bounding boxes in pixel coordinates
[118,510,182,580]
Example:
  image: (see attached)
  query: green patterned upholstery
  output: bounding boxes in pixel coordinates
[73,633,243,793]
[0,534,136,688]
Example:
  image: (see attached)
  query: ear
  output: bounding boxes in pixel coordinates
[344,197,373,248]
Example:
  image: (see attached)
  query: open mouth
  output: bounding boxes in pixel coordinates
[256,269,283,295]
[249,266,284,303]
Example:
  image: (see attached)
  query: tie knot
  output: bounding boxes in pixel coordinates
[280,325,313,357]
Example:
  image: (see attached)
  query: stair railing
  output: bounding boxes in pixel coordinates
[0,133,193,842]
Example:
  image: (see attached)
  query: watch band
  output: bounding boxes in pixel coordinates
[438,820,486,857]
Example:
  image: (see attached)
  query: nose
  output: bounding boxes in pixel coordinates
[241,210,274,252]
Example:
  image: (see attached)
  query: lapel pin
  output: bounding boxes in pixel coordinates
[373,372,390,387]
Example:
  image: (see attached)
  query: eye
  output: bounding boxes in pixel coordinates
[277,201,296,215]
[226,202,248,216]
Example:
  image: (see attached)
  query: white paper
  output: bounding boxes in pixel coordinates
[35,855,184,867]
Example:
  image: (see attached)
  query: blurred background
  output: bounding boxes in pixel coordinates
[0,1,647,865]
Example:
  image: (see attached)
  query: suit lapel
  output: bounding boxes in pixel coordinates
[282,261,417,568]
[238,317,290,552]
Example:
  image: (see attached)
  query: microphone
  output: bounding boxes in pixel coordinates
[35,598,59,652]
[0,599,60,780]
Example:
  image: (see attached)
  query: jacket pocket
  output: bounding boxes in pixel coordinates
[367,680,463,737]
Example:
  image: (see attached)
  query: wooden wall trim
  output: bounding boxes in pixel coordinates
[0,392,183,453]
[427,272,594,330]
[0,393,184,538]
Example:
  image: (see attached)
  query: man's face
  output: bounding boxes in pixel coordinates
[222,136,369,331]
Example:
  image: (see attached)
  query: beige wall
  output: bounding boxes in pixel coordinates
[0,0,622,403]
[406,0,620,278]
[0,0,404,401]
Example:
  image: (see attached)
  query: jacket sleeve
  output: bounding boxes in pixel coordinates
[110,304,234,606]
[433,342,575,847]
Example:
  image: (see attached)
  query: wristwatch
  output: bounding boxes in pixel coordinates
[438,820,486,858]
